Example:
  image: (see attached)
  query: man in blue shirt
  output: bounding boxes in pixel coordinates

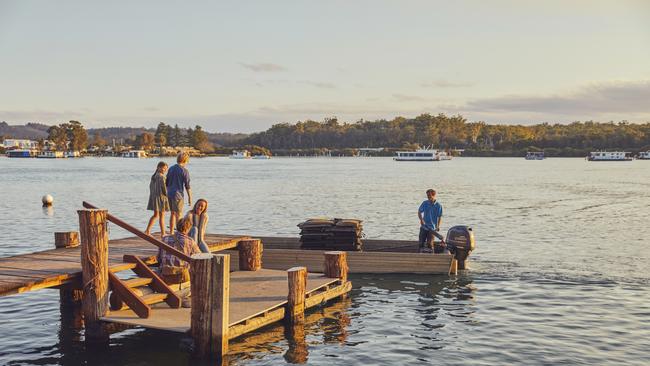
[167,152,192,235]
[418,189,445,253]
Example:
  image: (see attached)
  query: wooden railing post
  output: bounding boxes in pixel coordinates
[190,253,230,360]
[238,239,263,271]
[286,267,307,324]
[78,209,109,343]
[324,251,348,282]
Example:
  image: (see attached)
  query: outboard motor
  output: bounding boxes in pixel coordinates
[446,226,475,270]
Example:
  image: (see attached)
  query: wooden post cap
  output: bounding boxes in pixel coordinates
[54,231,80,248]
[324,251,348,282]
[286,267,307,324]
[190,253,230,359]
[238,239,263,271]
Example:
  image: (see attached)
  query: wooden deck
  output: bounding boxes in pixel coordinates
[0,233,456,297]
[0,234,246,297]
[102,269,344,339]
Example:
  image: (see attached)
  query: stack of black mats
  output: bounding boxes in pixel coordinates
[298,218,363,251]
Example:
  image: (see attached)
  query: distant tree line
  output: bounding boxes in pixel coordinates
[47,121,88,151]
[243,114,650,156]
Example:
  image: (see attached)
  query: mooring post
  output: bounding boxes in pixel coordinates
[190,253,230,360]
[286,267,307,324]
[238,238,263,271]
[449,258,458,275]
[55,231,80,248]
[324,251,348,283]
[78,209,109,343]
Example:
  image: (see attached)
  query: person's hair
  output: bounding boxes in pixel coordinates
[152,161,168,179]
[192,199,209,215]
[176,217,193,234]
[426,189,436,196]
[177,152,189,164]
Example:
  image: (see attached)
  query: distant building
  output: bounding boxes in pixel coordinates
[3,139,38,149]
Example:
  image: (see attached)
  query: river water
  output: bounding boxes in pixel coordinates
[0,157,648,365]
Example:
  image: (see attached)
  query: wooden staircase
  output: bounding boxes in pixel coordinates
[108,254,182,318]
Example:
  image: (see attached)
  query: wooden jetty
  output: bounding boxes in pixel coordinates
[0,205,354,361]
[0,202,461,360]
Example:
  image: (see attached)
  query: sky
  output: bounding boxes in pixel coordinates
[0,0,649,133]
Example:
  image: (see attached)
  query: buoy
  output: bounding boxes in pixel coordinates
[42,194,54,207]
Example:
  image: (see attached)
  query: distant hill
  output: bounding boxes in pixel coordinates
[0,122,50,139]
[0,122,248,147]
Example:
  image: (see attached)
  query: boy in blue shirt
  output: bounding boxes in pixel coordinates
[417,189,445,253]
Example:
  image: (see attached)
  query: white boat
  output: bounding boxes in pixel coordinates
[65,151,81,158]
[637,151,650,160]
[394,147,451,161]
[122,150,148,158]
[525,151,545,160]
[252,154,271,160]
[6,149,38,158]
[230,150,251,159]
[37,151,65,158]
[587,151,632,161]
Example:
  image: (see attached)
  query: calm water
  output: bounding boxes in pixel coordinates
[0,157,649,365]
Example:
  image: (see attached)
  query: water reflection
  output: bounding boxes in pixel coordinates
[42,206,54,217]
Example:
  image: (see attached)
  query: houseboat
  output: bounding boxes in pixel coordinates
[230,150,251,159]
[525,151,545,160]
[37,151,65,158]
[587,151,633,161]
[6,149,37,158]
[122,150,148,158]
[394,147,451,161]
[637,151,650,160]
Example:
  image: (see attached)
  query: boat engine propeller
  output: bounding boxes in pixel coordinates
[445,226,475,270]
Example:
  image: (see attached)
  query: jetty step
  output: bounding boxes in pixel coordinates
[108,254,182,318]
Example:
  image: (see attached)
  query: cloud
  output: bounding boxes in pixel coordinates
[297,80,336,89]
[392,93,428,102]
[420,79,475,88]
[465,80,650,115]
[239,62,287,72]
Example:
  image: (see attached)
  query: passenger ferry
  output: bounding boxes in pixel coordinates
[525,151,545,160]
[230,150,251,159]
[6,149,38,158]
[587,151,633,161]
[637,151,650,160]
[394,147,451,161]
[122,150,148,158]
[37,151,65,158]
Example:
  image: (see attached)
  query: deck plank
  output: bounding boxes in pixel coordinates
[0,235,248,297]
[102,269,338,332]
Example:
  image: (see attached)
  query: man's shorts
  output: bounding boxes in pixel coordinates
[169,196,184,214]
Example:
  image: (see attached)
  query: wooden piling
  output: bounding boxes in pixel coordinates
[78,209,109,342]
[55,231,80,248]
[190,253,230,360]
[286,267,307,324]
[324,251,348,282]
[238,239,262,271]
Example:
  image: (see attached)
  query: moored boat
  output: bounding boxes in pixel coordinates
[252,154,271,159]
[37,151,65,158]
[122,150,148,158]
[230,150,251,159]
[587,151,632,161]
[394,146,451,161]
[525,151,545,160]
[6,149,37,158]
[637,151,650,160]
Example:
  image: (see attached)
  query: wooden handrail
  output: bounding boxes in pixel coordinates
[82,201,192,263]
